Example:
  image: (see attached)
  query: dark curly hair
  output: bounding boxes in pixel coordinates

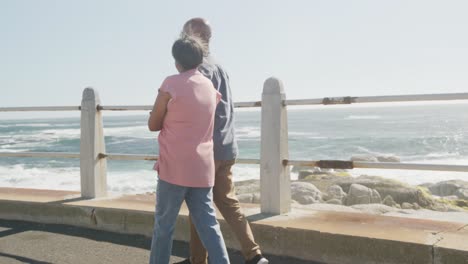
[172,35,205,70]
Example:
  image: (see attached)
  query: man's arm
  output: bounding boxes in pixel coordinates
[148,90,171,132]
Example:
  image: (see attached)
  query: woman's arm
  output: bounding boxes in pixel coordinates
[148,90,171,131]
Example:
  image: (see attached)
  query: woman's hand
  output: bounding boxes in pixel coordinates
[148,90,171,131]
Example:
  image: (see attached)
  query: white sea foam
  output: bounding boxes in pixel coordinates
[345,115,382,120]
[0,157,466,195]
[350,158,468,186]
[107,169,157,194]
[0,148,31,152]
[16,123,52,127]
[40,128,80,138]
[0,164,156,194]
[236,126,260,139]
[104,125,154,138]
[0,165,81,191]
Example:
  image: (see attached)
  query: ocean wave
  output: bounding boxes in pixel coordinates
[104,125,153,138]
[0,123,75,128]
[236,126,260,138]
[0,148,31,152]
[41,128,80,138]
[106,138,139,145]
[0,164,81,191]
[345,115,382,120]
[0,130,79,150]
[15,123,53,127]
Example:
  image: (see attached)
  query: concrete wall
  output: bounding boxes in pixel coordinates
[1,189,467,264]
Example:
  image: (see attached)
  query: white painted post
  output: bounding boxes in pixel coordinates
[260,77,290,215]
[80,88,107,198]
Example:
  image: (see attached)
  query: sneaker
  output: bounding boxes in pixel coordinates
[174,259,191,264]
[246,254,269,264]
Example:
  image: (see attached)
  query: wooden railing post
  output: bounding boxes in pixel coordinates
[80,88,107,198]
[260,77,290,214]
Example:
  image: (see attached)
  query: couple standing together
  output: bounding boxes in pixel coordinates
[147,18,268,264]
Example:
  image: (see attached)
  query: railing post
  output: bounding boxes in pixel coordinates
[80,88,107,198]
[260,77,290,215]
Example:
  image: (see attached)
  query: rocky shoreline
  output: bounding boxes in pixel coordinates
[235,167,468,213]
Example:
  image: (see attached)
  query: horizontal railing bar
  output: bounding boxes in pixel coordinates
[0,106,80,112]
[104,154,261,164]
[104,153,157,161]
[0,152,80,158]
[285,159,468,172]
[99,105,152,111]
[234,101,262,108]
[286,93,468,106]
[1,152,465,172]
[3,93,466,112]
[99,102,263,111]
[236,158,261,164]
[285,160,318,167]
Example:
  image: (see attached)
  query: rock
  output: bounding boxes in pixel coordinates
[415,187,436,208]
[428,180,468,197]
[382,195,398,207]
[237,193,254,203]
[292,165,310,173]
[402,202,414,210]
[234,180,260,195]
[431,202,450,212]
[453,199,468,208]
[371,189,381,203]
[455,188,468,200]
[376,155,401,162]
[442,195,459,200]
[326,199,342,205]
[412,203,420,210]
[430,200,465,212]
[323,185,347,201]
[344,184,381,206]
[418,182,434,189]
[336,175,432,206]
[297,167,348,180]
[298,174,339,192]
[299,174,438,209]
[351,204,397,215]
[291,182,322,205]
[252,193,261,204]
[351,155,378,162]
[237,192,260,204]
[298,170,315,180]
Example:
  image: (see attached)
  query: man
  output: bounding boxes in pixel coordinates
[175,18,269,264]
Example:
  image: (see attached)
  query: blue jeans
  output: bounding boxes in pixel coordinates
[149,179,230,264]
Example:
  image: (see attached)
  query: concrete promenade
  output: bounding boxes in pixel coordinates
[0,187,468,263]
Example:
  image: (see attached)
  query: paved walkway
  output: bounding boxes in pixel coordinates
[0,220,318,264]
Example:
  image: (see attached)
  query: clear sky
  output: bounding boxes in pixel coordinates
[1,0,468,117]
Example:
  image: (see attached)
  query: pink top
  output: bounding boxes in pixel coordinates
[154,69,221,187]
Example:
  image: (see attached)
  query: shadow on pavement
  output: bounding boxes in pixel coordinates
[0,219,323,264]
[0,252,53,264]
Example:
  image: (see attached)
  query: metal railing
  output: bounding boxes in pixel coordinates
[1,79,467,214]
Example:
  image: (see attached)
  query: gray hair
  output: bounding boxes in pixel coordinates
[181,17,211,57]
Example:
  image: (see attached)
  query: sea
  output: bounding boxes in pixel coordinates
[1,102,467,194]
